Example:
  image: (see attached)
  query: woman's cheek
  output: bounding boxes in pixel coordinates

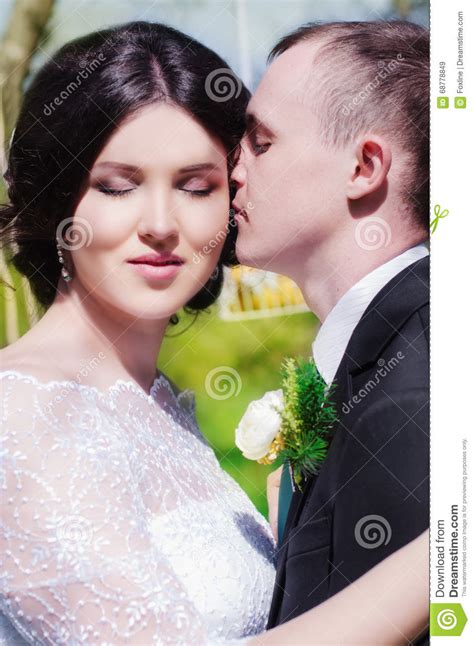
[194,229,227,271]
[87,220,132,251]
[69,206,130,288]
[191,197,229,249]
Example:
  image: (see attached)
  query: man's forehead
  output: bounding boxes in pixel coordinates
[249,41,321,124]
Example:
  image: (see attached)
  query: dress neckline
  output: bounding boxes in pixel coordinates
[0,369,177,405]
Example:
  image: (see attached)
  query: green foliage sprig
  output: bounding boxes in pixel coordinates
[278,357,337,491]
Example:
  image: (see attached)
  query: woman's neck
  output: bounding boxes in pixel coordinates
[28,280,169,393]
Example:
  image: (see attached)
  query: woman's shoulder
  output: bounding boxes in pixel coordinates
[0,341,72,386]
[0,348,93,438]
[0,361,75,402]
[0,357,116,483]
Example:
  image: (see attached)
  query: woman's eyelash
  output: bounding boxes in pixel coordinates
[181,187,213,198]
[97,185,213,199]
[98,186,133,198]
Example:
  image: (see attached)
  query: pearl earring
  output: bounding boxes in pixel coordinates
[56,235,73,282]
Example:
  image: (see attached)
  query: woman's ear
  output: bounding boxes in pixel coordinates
[346,134,392,200]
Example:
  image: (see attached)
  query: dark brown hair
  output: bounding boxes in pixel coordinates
[1,21,249,311]
[270,20,429,231]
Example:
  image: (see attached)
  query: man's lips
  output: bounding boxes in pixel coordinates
[231,202,249,224]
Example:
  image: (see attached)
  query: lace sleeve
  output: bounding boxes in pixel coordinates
[0,376,212,645]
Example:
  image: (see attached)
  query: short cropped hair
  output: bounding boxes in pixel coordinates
[270,21,429,231]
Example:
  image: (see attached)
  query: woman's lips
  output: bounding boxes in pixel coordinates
[127,260,184,281]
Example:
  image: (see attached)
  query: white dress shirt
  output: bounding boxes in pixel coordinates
[312,244,429,385]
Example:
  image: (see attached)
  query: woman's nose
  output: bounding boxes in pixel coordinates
[137,193,179,242]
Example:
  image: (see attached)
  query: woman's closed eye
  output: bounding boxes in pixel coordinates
[96,183,134,198]
[179,178,215,197]
[94,177,218,199]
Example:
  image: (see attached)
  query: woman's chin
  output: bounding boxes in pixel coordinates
[124,308,178,324]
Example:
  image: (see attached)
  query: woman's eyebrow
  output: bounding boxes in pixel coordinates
[177,163,223,173]
[92,161,224,180]
[94,161,140,172]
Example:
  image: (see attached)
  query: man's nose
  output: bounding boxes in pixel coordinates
[230,151,247,189]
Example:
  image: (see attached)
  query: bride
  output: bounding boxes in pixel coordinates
[0,21,428,644]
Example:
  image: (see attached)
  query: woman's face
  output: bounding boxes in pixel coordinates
[68,103,229,321]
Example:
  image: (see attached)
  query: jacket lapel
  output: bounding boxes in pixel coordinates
[343,255,429,373]
[268,256,429,626]
[288,255,429,529]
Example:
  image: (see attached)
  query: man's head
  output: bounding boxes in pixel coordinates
[232,21,429,285]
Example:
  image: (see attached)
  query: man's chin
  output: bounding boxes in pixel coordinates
[235,240,268,271]
[235,238,265,270]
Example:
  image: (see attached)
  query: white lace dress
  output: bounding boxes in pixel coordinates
[0,370,276,645]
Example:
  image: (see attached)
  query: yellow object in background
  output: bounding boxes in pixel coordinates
[219,266,308,321]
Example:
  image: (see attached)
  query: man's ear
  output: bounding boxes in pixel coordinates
[346,135,392,200]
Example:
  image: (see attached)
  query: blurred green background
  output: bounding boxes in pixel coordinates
[160,309,317,516]
[1,0,428,517]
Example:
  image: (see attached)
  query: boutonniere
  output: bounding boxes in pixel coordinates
[235,357,337,492]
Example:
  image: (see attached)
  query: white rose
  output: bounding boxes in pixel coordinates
[235,390,284,460]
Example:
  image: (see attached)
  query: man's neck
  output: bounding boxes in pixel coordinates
[297,238,428,322]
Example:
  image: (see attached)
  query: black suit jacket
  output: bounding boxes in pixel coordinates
[267,256,430,644]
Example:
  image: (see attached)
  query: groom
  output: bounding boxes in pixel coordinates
[231,20,429,643]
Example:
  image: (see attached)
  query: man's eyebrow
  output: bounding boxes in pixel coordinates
[245,112,276,137]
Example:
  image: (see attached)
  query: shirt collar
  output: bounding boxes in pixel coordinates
[312,243,429,385]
